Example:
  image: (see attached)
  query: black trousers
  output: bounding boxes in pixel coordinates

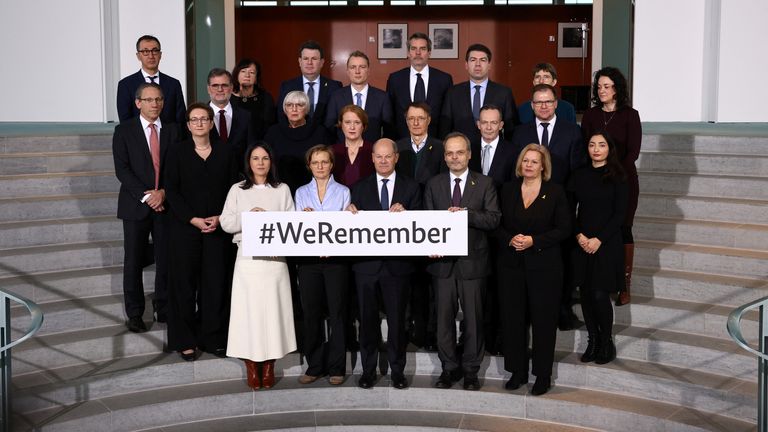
[355,271,411,377]
[122,212,168,319]
[298,261,349,376]
[435,274,485,374]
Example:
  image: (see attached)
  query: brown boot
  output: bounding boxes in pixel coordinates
[244,360,261,389]
[262,359,276,389]
[616,244,634,306]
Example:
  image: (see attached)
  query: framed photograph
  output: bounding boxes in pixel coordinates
[558,22,588,58]
[378,23,407,59]
[428,23,458,59]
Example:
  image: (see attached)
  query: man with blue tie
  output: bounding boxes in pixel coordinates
[325,51,393,142]
[116,35,186,125]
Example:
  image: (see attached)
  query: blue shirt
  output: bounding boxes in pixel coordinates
[294,175,351,212]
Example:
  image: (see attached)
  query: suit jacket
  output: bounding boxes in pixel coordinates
[325,85,393,143]
[424,171,500,279]
[386,66,453,139]
[116,71,186,124]
[350,173,422,275]
[518,99,576,124]
[439,80,518,143]
[277,75,342,126]
[510,119,585,185]
[395,136,447,186]
[209,103,253,171]
[470,138,517,189]
[112,116,179,221]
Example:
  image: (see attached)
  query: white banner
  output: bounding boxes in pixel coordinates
[241,210,468,257]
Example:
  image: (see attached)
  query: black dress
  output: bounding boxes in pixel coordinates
[165,139,239,352]
[264,118,330,194]
[231,90,276,140]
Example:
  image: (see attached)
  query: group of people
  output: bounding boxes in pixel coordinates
[112,32,641,396]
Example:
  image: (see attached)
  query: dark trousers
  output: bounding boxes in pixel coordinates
[409,266,435,341]
[499,264,561,378]
[122,213,168,319]
[298,262,349,376]
[435,274,485,374]
[167,225,232,352]
[355,271,410,377]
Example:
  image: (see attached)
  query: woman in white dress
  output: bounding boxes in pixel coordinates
[220,141,296,390]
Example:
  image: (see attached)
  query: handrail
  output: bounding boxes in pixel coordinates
[0,289,44,354]
[727,295,768,361]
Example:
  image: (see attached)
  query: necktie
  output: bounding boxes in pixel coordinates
[380,178,390,210]
[472,84,482,121]
[148,75,157,84]
[307,81,316,116]
[414,73,426,103]
[541,122,550,147]
[414,142,423,176]
[148,124,160,189]
[451,178,462,207]
[218,109,228,143]
[482,144,491,175]
[355,92,363,108]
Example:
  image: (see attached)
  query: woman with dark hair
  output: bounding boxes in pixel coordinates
[294,145,351,386]
[496,144,570,396]
[220,141,296,390]
[165,103,239,361]
[568,133,628,365]
[231,59,275,140]
[331,104,374,187]
[580,67,641,306]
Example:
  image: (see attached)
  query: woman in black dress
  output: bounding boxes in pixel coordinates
[568,132,627,364]
[165,103,239,361]
[497,144,570,396]
[231,59,276,140]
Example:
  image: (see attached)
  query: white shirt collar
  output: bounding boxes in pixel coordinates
[376,170,397,183]
[481,135,500,149]
[139,115,162,130]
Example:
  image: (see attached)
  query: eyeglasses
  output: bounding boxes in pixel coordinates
[285,102,307,110]
[188,117,211,125]
[209,83,232,90]
[406,116,428,123]
[310,160,331,167]
[138,97,164,104]
[138,49,161,57]
[532,100,556,107]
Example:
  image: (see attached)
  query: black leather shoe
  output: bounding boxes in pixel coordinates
[580,336,599,363]
[504,373,529,390]
[434,370,459,389]
[180,349,198,362]
[595,337,617,364]
[126,317,147,333]
[531,377,551,396]
[391,373,408,389]
[463,375,481,391]
[211,348,227,358]
[358,373,375,389]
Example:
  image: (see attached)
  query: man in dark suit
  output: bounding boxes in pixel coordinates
[112,83,179,333]
[348,138,422,390]
[424,132,500,391]
[517,63,577,125]
[116,35,186,125]
[277,40,342,126]
[207,68,252,170]
[439,44,518,144]
[472,105,517,189]
[386,32,453,139]
[325,51,393,143]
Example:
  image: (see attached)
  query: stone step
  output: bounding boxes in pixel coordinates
[11,294,129,338]
[638,171,768,200]
[0,150,114,175]
[0,171,118,199]
[635,239,768,280]
[637,151,768,177]
[633,266,768,308]
[0,216,121,249]
[641,133,768,155]
[0,133,111,154]
[0,240,124,279]
[636,192,768,225]
[0,192,116,222]
[634,216,768,250]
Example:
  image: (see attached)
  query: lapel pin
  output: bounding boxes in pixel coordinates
[471,180,476,186]
[542,194,547,199]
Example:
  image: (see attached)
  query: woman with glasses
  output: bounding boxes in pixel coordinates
[580,67,641,306]
[231,59,275,140]
[165,103,239,361]
[331,105,374,188]
[294,145,351,386]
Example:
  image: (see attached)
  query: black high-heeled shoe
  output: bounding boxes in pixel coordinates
[180,349,198,362]
[530,376,551,396]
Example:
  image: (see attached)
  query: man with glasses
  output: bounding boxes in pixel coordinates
[207,68,252,170]
[517,63,576,125]
[116,35,186,124]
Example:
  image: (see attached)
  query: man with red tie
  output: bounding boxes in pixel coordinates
[207,68,253,171]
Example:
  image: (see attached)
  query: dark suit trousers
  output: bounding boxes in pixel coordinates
[298,262,349,376]
[498,263,561,378]
[122,212,168,319]
[167,226,232,352]
[435,273,485,374]
[355,271,410,377]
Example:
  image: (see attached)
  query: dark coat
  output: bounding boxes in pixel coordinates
[116,70,186,124]
[386,66,453,139]
[325,85,393,143]
[277,75,343,125]
[511,119,585,185]
[439,80,518,142]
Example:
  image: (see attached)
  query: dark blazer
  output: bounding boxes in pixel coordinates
[209,103,253,170]
[469,138,517,189]
[424,171,500,279]
[439,80,518,143]
[518,99,577,124]
[511,119,585,185]
[386,66,453,139]
[112,117,179,220]
[277,75,342,125]
[395,136,447,186]
[325,85,393,143]
[350,173,422,275]
[116,71,186,124]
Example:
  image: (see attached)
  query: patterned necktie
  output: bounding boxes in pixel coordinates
[307,81,316,116]
[472,84,482,121]
[451,178,462,207]
[355,92,363,108]
[541,122,550,147]
[414,73,426,103]
[482,144,491,176]
[148,123,160,189]
[380,178,390,210]
[218,109,228,143]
